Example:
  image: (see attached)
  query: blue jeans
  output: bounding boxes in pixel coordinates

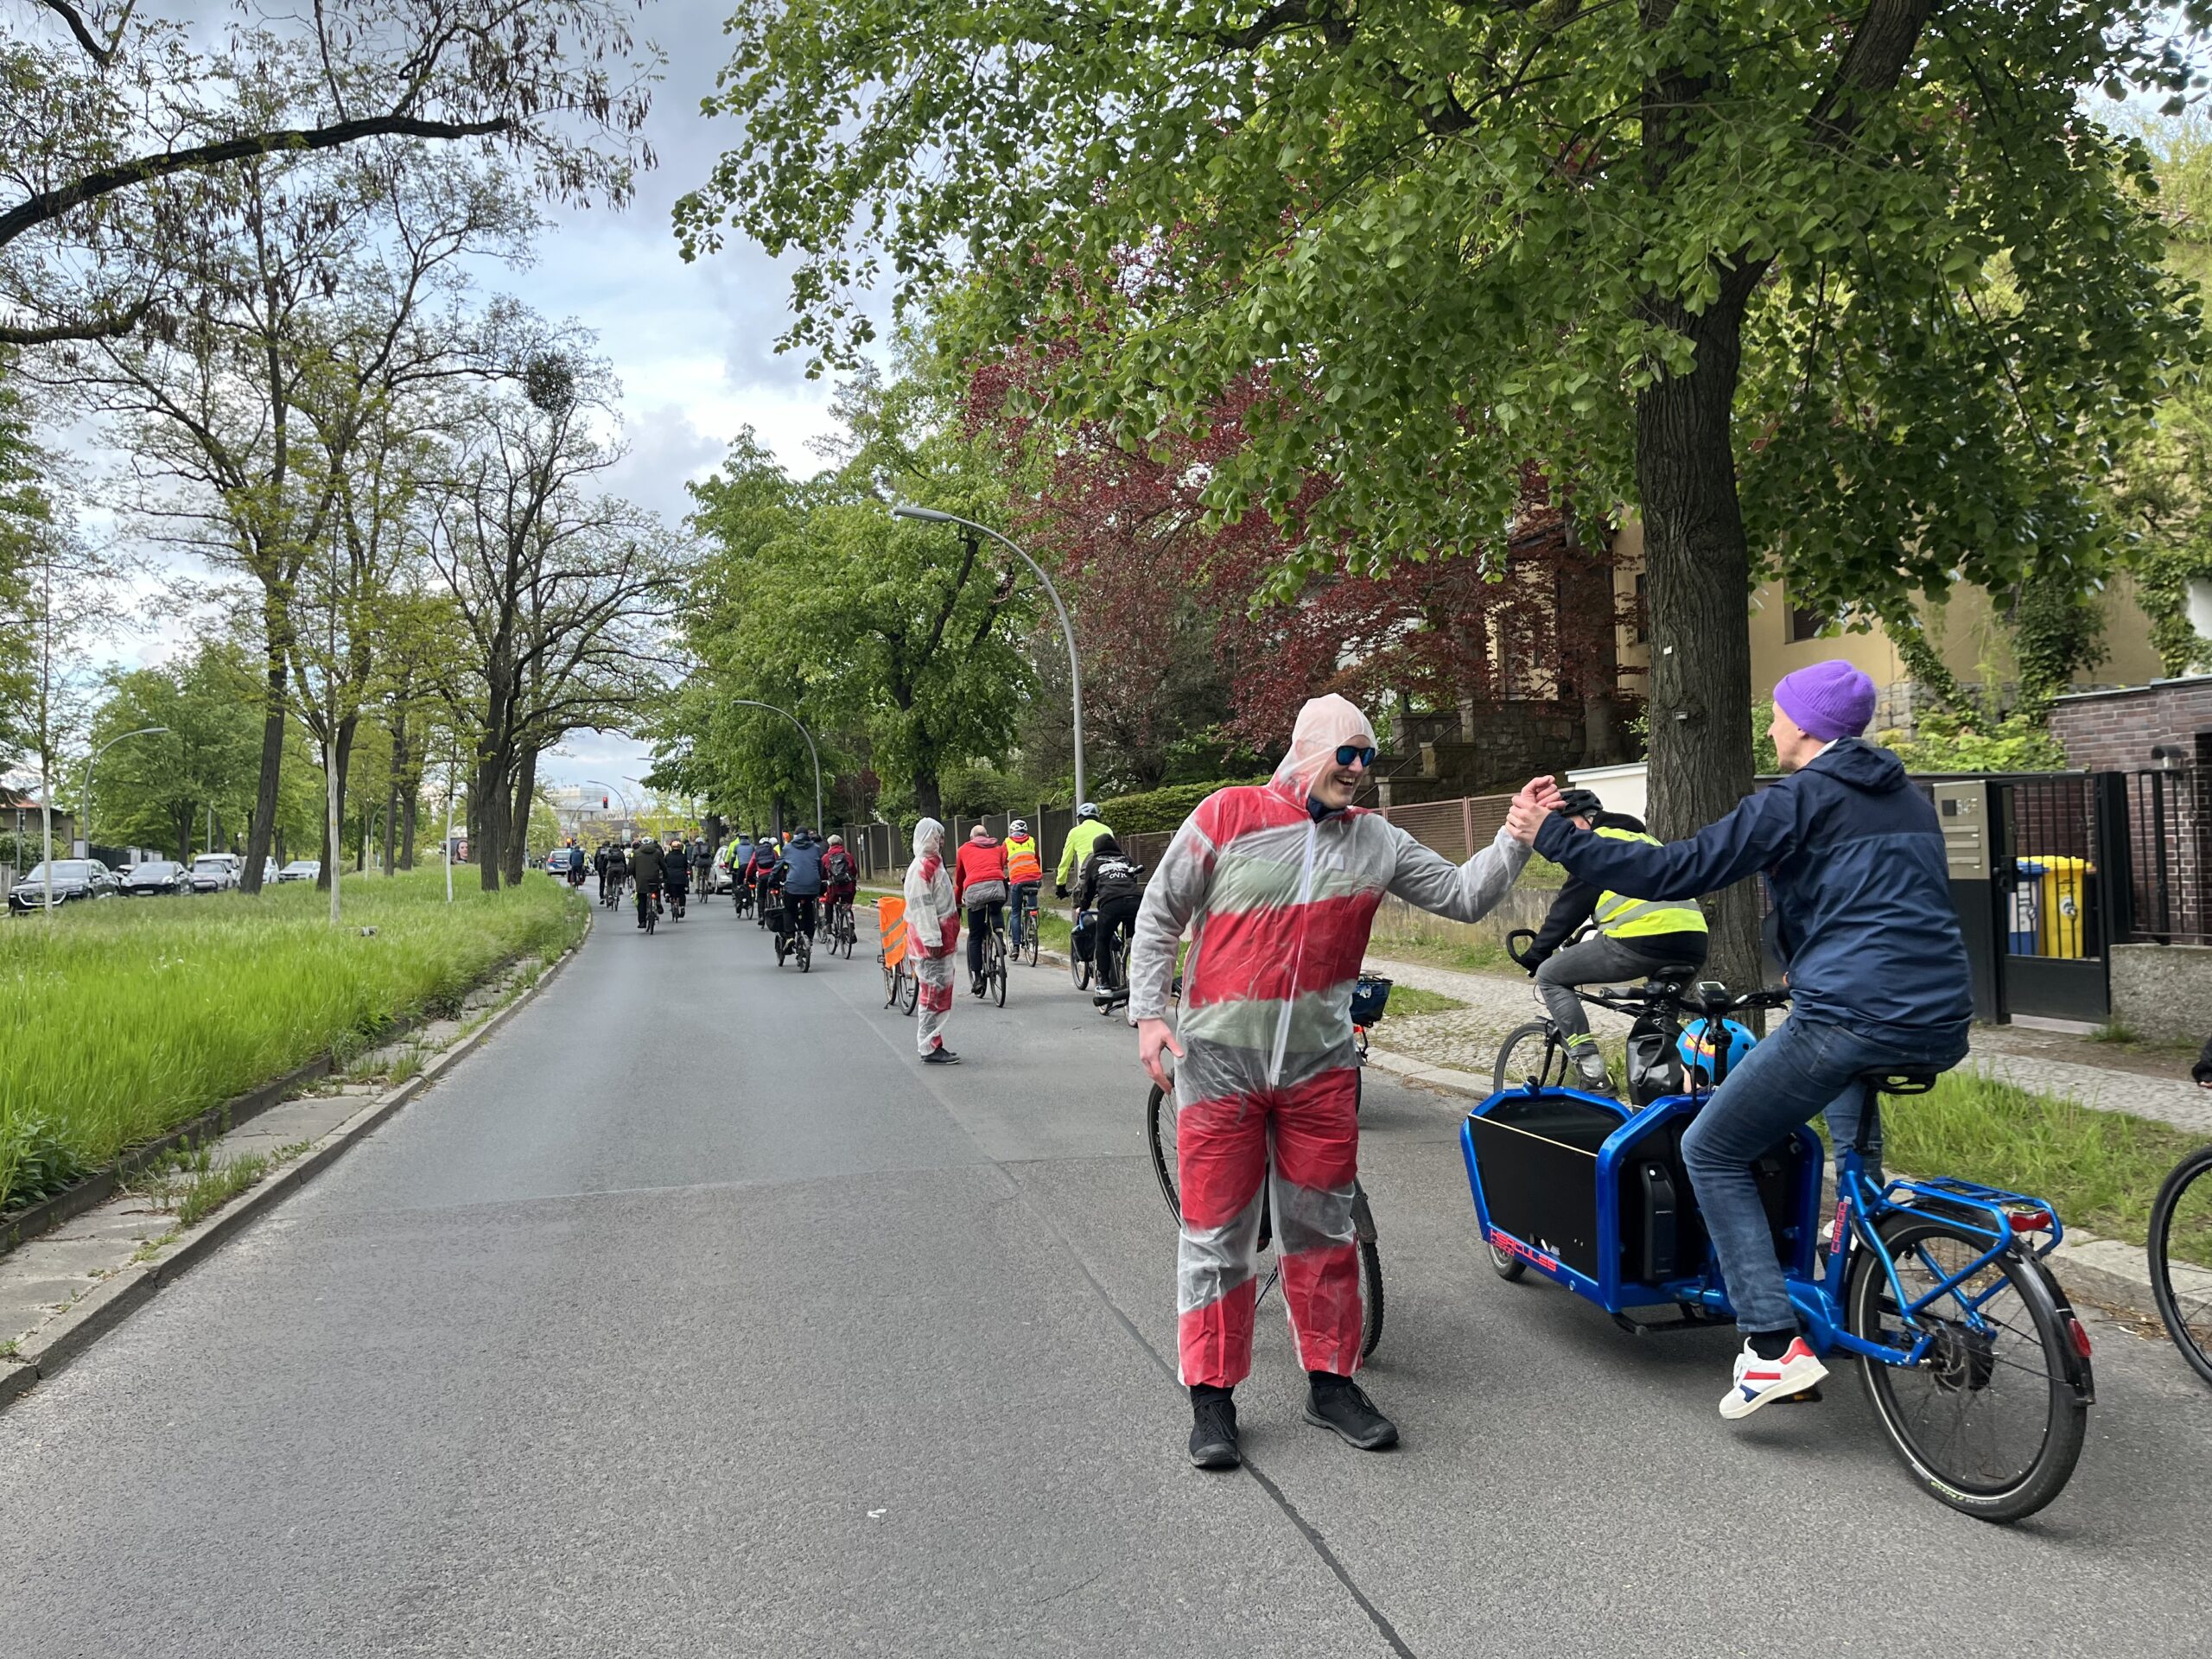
[1008,882,1039,947]
[1680,1014,1969,1335]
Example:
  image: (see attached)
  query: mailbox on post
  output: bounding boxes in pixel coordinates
[1932,779,2000,1023]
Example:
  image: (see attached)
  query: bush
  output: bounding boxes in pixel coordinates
[1097,777,1269,833]
[1877,712,2068,772]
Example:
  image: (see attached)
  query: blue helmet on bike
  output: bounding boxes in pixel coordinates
[1678,1018,1758,1084]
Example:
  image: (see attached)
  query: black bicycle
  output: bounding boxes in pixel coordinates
[1491,928,1700,1100]
[1068,908,1095,991]
[823,896,857,959]
[972,915,1008,1007]
[1144,974,1390,1359]
[2150,1142,2212,1386]
[1088,915,1132,1017]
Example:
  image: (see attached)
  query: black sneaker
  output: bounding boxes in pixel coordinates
[1189,1395,1241,1470]
[921,1046,962,1065]
[1304,1374,1398,1450]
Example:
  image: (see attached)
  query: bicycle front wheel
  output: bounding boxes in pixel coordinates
[1147,1083,1180,1222]
[1358,1236,1385,1359]
[1846,1212,2088,1523]
[899,962,919,1015]
[2149,1143,2212,1387]
[882,955,899,1007]
[1492,1021,1567,1095]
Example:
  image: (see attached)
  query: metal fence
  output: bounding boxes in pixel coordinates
[2121,766,2212,946]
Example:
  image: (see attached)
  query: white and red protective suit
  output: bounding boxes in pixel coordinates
[904,817,962,1057]
[1127,695,1529,1386]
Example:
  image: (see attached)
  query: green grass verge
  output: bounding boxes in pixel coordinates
[1361,928,1517,976]
[0,868,585,1211]
[1375,985,1468,1018]
[1884,1067,2211,1266]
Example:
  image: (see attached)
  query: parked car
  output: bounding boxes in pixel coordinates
[122,859,193,897]
[187,854,240,893]
[9,859,115,913]
[276,860,321,883]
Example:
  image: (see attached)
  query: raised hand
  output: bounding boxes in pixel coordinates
[1505,774,1560,844]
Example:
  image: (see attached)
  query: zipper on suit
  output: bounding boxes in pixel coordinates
[1269,816,1321,1086]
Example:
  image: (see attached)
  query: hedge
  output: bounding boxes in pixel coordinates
[1096,777,1269,834]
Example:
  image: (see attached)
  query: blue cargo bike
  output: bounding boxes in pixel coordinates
[1465,960,2095,1522]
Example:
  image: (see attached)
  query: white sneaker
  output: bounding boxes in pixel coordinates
[1719,1338,1828,1420]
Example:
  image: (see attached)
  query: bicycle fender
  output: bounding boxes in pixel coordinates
[2018,1251,2096,1407]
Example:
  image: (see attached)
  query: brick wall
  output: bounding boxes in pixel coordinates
[2050,677,2212,772]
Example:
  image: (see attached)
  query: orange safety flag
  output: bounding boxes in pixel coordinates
[877,895,908,967]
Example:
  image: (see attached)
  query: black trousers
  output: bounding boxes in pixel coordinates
[1089,893,1141,983]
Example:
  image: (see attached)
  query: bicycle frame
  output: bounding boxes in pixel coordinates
[1461,1083,2075,1376]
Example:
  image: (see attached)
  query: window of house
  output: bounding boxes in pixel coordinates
[1788,588,1828,643]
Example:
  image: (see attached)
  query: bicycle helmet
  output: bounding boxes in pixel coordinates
[1009,817,1028,835]
[1678,1019,1758,1084]
[1077,802,1100,822]
[1554,787,1604,821]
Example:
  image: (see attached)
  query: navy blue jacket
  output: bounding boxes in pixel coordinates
[776,835,825,896]
[1533,740,1972,1034]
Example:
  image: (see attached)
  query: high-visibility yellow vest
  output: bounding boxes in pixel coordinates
[1591,825,1708,940]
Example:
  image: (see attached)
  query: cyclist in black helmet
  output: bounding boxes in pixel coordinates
[1520,787,1710,1093]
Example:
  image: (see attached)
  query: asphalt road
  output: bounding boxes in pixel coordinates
[4,894,2212,1656]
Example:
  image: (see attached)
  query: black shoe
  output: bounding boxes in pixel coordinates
[921,1046,961,1065]
[1304,1374,1398,1451]
[1189,1395,1241,1470]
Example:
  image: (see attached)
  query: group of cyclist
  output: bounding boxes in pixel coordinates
[591,832,715,929]
[713,827,859,962]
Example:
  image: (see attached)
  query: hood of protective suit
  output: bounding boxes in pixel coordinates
[1269,693,1379,807]
[912,817,945,861]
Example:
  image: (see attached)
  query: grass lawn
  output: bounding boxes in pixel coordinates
[1373,984,1468,1018]
[0,868,586,1211]
[1885,1067,2211,1266]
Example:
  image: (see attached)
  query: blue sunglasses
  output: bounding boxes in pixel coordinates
[1335,745,1378,767]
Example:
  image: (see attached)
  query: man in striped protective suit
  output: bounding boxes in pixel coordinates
[1128,693,1552,1470]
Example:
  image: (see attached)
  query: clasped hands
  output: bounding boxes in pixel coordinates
[1505,775,1567,844]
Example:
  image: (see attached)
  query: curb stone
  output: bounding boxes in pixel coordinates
[1364,1039,2177,1333]
[0,923,587,1413]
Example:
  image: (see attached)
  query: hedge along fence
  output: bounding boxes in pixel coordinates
[1095,778,1269,834]
[0,868,587,1213]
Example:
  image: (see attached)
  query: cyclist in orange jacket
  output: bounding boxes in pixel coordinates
[1005,818,1045,953]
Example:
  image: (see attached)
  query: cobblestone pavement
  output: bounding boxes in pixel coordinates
[1362,953,2212,1137]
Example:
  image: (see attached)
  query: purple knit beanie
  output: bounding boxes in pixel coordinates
[1773,659,1877,741]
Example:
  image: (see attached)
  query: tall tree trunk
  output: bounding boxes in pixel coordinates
[475,747,509,892]
[316,712,359,892]
[242,599,290,895]
[504,741,538,887]
[1634,297,1762,992]
[384,711,407,874]
[401,785,419,869]
[912,766,944,822]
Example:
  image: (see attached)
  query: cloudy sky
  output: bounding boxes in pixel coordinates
[515,3,869,795]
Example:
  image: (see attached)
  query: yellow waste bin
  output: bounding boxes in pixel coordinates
[2024,855,2094,959]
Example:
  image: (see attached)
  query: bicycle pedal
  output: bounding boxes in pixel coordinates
[1777,1385,1824,1405]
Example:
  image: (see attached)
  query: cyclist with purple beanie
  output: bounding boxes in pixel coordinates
[1526,659,1972,1421]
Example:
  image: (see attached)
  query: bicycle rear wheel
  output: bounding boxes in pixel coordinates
[1492,1021,1567,1095]
[992,938,1007,1006]
[1147,1083,1180,1222]
[1847,1211,2089,1522]
[882,954,899,1007]
[798,931,811,973]
[1023,914,1039,967]
[1069,938,1091,991]
[2149,1143,2212,1387]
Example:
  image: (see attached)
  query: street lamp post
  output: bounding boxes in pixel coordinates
[79,726,168,859]
[891,505,1085,810]
[729,700,822,835]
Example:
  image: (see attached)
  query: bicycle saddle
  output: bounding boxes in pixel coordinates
[1855,1066,1941,1096]
[1643,966,1696,995]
